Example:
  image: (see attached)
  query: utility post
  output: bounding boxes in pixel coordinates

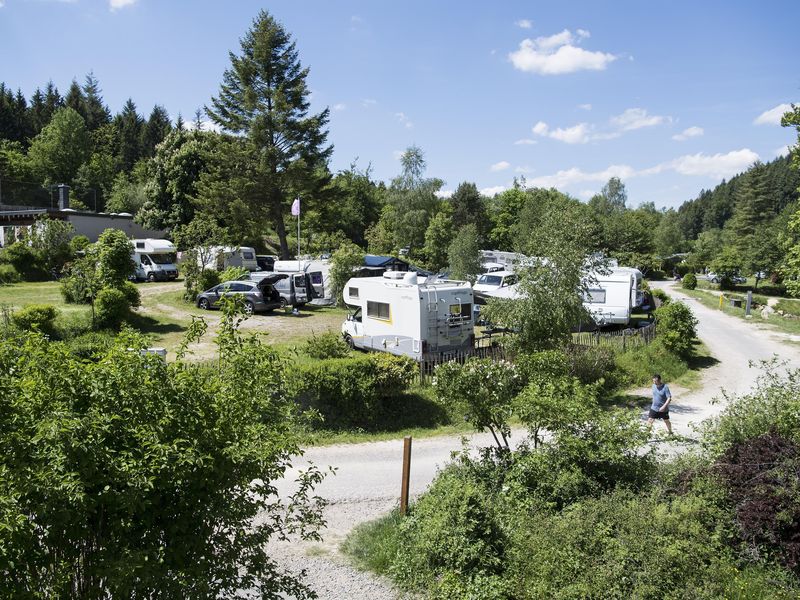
[400,436,412,515]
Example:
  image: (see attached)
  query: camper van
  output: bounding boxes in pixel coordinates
[273,259,331,304]
[582,270,636,326]
[341,271,474,360]
[200,246,259,272]
[131,239,179,282]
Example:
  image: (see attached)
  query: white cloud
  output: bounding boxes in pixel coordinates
[754,103,793,125]
[490,161,511,172]
[610,107,669,131]
[516,19,533,29]
[672,126,704,141]
[350,15,364,28]
[361,98,377,108]
[527,148,759,190]
[578,103,592,110]
[515,165,534,173]
[514,138,537,145]
[665,149,759,178]
[392,150,404,160]
[509,29,617,75]
[532,120,592,144]
[0,1,5,7]
[436,190,454,199]
[183,119,222,134]
[480,185,507,197]
[110,0,137,11]
[578,190,596,199]
[775,145,793,157]
[333,103,347,111]
[395,112,413,128]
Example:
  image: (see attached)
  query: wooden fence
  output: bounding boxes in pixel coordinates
[572,320,657,351]
[416,342,507,383]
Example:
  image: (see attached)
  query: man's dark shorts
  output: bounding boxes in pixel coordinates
[649,408,670,420]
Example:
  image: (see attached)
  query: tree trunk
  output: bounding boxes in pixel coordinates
[274,213,290,259]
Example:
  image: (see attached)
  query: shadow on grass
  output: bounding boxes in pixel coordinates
[375,390,451,431]
[128,313,186,335]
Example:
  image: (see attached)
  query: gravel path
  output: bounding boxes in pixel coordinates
[266,280,800,598]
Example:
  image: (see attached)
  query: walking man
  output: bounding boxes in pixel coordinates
[648,373,673,435]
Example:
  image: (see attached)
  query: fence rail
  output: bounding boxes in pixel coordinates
[416,343,507,383]
[572,321,657,351]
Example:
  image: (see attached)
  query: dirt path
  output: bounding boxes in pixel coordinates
[265,280,800,598]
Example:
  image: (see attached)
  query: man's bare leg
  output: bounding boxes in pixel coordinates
[664,418,673,435]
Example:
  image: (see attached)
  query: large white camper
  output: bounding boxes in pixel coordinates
[199,246,258,272]
[341,272,474,360]
[131,238,178,281]
[582,270,636,326]
[273,259,332,304]
[611,266,644,308]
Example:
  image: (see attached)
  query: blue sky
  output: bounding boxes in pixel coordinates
[1,0,798,208]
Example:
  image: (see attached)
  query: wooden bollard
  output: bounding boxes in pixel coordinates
[400,436,412,516]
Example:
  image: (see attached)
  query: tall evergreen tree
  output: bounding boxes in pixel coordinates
[140,104,172,158]
[65,78,88,123]
[114,98,144,172]
[14,89,34,145]
[207,9,333,258]
[450,181,488,242]
[29,88,47,135]
[82,72,111,131]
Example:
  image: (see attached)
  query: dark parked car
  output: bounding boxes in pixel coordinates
[196,279,282,314]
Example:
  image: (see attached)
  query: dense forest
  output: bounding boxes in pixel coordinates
[1,13,799,291]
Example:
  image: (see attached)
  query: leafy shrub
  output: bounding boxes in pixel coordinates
[95,228,135,286]
[120,280,141,308]
[2,242,47,281]
[654,300,697,357]
[565,344,617,385]
[615,337,688,387]
[716,431,800,572]
[651,288,671,306]
[303,331,351,359]
[0,264,20,284]
[287,353,417,430]
[11,304,58,334]
[95,287,130,330]
[682,272,698,290]
[69,234,90,254]
[220,265,249,283]
[199,269,221,293]
[516,349,570,384]
[51,311,94,342]
[67,331,115,360]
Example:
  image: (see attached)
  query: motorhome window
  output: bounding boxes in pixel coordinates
[140,255,152,266]
[367,301,390,321]
[294,275,306,287]
[149,253,176,264]
[478,275,502,286]
[349,287,359,299]
[136,242,145,249]
[310,272,323,285]
[449,303,472,317]
[243,251,255,259]
[583,289,606,304]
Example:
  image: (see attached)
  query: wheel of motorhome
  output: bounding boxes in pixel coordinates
[198,298,210,310]
[344,333,355,349]
[279,297,287,308]
[243,300,254,315]
[147,272,156,282]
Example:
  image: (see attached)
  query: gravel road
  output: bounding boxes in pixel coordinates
[266,280,800,598]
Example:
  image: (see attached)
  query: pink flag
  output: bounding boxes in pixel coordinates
[291,197,301,216]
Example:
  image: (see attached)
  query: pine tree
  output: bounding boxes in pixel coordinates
[114,98,144,172]
[14,89,34,146]
[82,72,111,131]
[140,105,172,158]
[0,83,15,142]
[207,9,333,258]
[65,79,87,122]
[29,88,47,135]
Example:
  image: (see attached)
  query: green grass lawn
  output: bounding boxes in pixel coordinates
[0,281,91,316]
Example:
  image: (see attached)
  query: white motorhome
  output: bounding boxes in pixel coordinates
[480,250,526,271]
[582,270,636,326]
[273,259,332,304]
[131,239,178,282]
[341,272,474,360]
[200,246,258,272]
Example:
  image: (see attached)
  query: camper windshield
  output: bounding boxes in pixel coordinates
[149,253,176,265]
[477,275,502,286]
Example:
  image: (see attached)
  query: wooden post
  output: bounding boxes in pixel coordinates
[746,290,752,316]
[400,436,412,516]
[719,294,723,310]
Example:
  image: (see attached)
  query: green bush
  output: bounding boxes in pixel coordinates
[11,304,58,334]
[120,280,141,308]
[2,242,47,281]
[0,264,20,284]
[615,337,688,387]
[775,298,800,317]
[67,331,115,360]
[304,331,351,359]
[69,234,90,254]
[516,350,570,384]
[651,288,671,306]
[220,266,249,283]
[288,353,417,430]
[682,272,698,290]
[565,344,617,386]
[52,311,93,341]
[95,287,130,330]
[654,301,697,358]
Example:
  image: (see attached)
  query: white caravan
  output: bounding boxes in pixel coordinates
[611,266,644,308]
[273,259,332,304]
[131,238,178,281]
[480,250,526,271]
[200,246,258,272]
[582,270,636,326]
[341,271,474,360]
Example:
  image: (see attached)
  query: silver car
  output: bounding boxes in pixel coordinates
[196,279,282,315]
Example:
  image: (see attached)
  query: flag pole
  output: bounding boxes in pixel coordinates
[297,197,300,261]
